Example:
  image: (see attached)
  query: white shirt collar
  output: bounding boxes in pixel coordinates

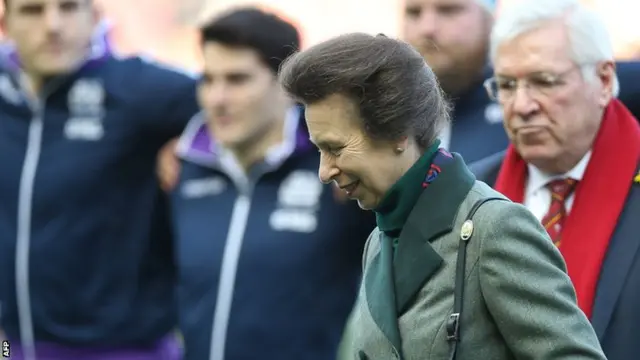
[526,151,592,197]
[216,106,300,166]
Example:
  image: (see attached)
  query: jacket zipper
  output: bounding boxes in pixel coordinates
[207,192,253,360]
[12,59,94,359]
[15,99,44,360]
[207,176,254,360]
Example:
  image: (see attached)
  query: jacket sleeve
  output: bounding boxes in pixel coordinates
[137,59,201,143]
[477,201,606,360]
[156,75,200,143]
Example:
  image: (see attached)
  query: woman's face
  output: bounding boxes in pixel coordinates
[305,94,411,210]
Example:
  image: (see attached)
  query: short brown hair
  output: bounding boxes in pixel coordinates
[279,33,451,150]
[200,7,300,74]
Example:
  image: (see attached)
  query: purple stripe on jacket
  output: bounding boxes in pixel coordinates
[7,334,181,360]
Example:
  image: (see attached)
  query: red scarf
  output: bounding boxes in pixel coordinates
[494,99,640,319]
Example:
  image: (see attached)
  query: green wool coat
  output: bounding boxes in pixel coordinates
[347,155,606,360]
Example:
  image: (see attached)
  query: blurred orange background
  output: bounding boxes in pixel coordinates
[1,0,639,72]
[95,0,403,72]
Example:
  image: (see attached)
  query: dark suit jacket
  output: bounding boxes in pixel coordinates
[470,153,640,360]
[616,61,640,121]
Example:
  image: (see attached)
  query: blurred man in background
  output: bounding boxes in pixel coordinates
[403,0,506,162]
[471,1,640,358]
[403,0,640,164]
[170,8,375,360]
[0,0,198,358]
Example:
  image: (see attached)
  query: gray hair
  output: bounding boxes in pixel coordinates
[490,0,619,97]
[278,33,451,151]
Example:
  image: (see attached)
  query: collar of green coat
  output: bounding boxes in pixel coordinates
[364,151,477,350]
[374,140,441,236]
[393,151,476,314]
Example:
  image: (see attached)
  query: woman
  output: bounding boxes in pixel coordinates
[278,33,606,360]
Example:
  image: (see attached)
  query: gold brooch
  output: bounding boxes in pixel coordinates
[634,170,640,184]
[460,220,474,241]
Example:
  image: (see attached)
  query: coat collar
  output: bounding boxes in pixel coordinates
[364,152,476,352]
[394,152,476,313]
[375,140,441,235]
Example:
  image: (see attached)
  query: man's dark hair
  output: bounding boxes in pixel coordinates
[279,33,451,151]
[199,7,300,75]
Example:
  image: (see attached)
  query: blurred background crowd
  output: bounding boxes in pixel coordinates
[2,0,640,70]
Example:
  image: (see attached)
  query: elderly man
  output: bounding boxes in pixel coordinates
[402,0,640,163]
[471,1,640,359]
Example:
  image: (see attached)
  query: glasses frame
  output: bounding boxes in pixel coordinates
[483,64,591,103]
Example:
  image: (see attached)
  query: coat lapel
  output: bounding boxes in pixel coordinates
[394,153,476,314]
[592,163,640,340]
[365,233,403,352]
[364,153,477,352]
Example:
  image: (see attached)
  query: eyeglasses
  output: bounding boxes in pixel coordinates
[483,66,583,103]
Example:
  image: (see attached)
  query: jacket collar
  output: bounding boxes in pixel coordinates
[0,20,112,74]
[176,106,311,176]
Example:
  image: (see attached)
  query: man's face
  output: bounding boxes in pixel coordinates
[403,0,490,85]
[3,0,97,76]
[494,22,614,173]
[198,42,282,150]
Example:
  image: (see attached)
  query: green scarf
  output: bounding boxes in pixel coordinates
[374,140,441,241]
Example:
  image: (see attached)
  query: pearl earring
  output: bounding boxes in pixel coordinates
[395,147,405,153]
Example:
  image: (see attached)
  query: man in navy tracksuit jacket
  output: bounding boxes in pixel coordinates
[0,1,199,358]
[170,8,376,360]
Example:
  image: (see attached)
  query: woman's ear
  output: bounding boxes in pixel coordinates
[394,137,409,154]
